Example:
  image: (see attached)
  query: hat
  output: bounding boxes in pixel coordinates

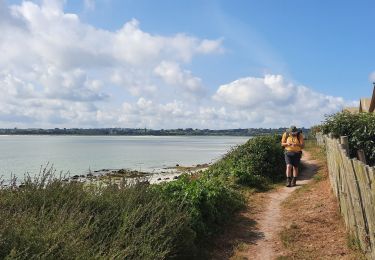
[288,125,298,133]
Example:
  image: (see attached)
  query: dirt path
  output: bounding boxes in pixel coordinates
[247,151,318,259]
[209,151,318,260]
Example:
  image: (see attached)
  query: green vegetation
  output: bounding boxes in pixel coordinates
[320,111,375,165]
[205,135,285,189]
[0,172,193,259]
[303,140,327,182]
[0,135,286,259]
[155,174,244,246]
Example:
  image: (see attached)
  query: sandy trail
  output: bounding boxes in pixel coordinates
[246,151,318,260]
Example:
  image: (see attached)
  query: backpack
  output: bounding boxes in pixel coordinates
[285,130,302,143]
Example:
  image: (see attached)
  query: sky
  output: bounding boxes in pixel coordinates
[0,0,373,129]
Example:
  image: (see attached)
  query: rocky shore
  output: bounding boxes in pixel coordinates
[63,163,211,185]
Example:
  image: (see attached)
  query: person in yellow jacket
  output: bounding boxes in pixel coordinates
[281,125,304,187]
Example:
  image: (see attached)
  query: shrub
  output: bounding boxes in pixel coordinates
[155,174,244,246]
[205,135,285,189]
[0,173,194,259]
[321,111,375,165]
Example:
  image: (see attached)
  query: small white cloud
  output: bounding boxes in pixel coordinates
[213,74,293,107]
[196,39,224,54]
[154,61,204,96]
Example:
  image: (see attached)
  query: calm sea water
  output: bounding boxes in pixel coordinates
[0,135,249,181]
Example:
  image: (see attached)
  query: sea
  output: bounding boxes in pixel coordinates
[0,135,249,181]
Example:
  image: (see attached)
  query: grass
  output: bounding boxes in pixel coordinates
[346,234,367,260]
[0,171,194,259]
[347,234,362,251]
[280,223,299,248]
[304,139,326,162]
[303,139,328,183]
[0,168,245,259]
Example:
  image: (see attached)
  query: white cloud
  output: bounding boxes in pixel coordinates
[113,19,223,65]
[0,1,355,129]
[154,61,204,96]
[213,74,293,107]
[196,39,224,54]
[212,74,356,127]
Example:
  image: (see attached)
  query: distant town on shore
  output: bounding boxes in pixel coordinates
[0,127,309,136]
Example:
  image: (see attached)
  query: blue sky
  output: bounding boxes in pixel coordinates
[1,0,373,128]
[74,0,375,99]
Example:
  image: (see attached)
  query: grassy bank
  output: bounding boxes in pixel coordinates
[0,135,285,259]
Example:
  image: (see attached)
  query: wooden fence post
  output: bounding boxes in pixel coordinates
[340,136,349,155]
[358,149,367,164]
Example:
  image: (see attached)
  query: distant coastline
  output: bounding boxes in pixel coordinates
[0,127,309,136]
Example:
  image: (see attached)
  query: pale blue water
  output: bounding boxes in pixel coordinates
[0,135,249,181]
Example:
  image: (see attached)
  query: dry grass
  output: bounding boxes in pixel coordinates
[276,140,366,260]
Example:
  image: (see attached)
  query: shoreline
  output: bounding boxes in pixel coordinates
[72,163,211,185]
[0,160,215,187]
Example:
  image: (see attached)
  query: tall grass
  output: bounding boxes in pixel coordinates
[0,168,193,259]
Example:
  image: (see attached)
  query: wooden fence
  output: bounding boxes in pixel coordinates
[320,134,375,258]
[316,132,325,146]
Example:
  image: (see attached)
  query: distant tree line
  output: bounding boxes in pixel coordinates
[0,127,309,136]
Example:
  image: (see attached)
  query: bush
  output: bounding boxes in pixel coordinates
[205,135,285,189]
[155,174,244,247]
[321,111,375,166]
[0,173,194,259]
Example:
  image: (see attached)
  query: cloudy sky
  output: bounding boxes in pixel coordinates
[1,0,373,129]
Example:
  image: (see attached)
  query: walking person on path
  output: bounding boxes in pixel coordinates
[281,126,304,187]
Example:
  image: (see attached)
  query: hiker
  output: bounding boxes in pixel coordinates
[281,126,304,187]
